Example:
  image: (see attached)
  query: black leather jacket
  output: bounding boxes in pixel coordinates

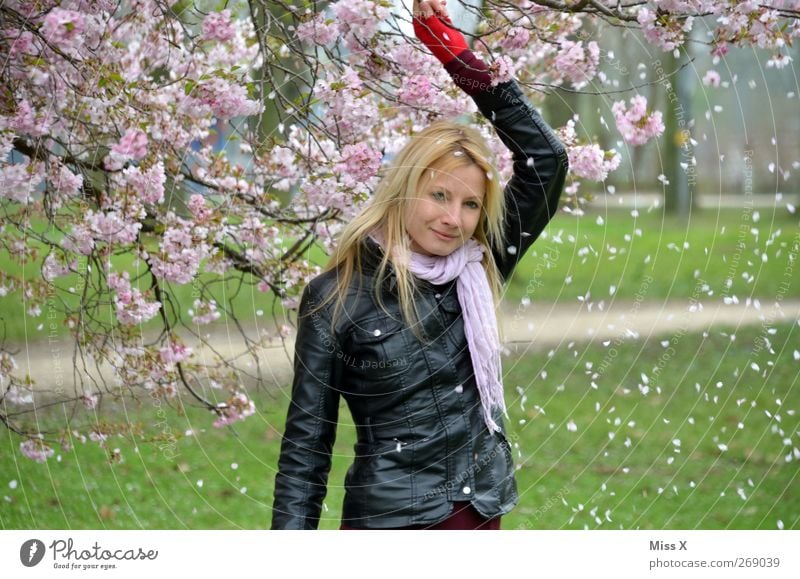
[271,79,569,529]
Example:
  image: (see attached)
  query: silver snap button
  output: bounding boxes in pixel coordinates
[462,486,471,494]
[435,293,442,299]
[372,329,381,337]
[454,384,463,394]
[473,452,479,461]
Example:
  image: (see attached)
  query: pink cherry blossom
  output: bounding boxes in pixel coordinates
[334,143,382,188]
[202,10,236,42]
[81,393,99,410]
[113,129,148,159]
[107,129,149,169]
[49,164,83,199]
[20,438,55,463]
[331,0,391,54]
[61,223,95,256]
[702,70,722,87]
[554,40,600,90]
[4,29,37,58]
[637,7,694,51]
[11,100,52,137]
[123,162,165,204]
[196,78,262,119]
[568,144,621,182]
[397,75,437,106]
[88,430,107,444]
[213,392,256,428]
[315,67,378,140]
[489,55,515,86]
[612,95,665,146]
[5,385,33,406]
[0,160,44,204]
[766,52,793,68]
[188,193,213,222]
[86,209,142,245]
[500,27,531,52]
[108,271,162,326]
[149,219,209,285]
[189,299,221,325]
[296,12,339,46]
[41,7,86,51]
[42,252,76,282]
[159,342,192,366]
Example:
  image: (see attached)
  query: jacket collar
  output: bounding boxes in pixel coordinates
[357,236,399,294]
[357,235,455,295]
[358,235,387,275]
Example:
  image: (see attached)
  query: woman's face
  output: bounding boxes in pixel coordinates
[404,163,486,257]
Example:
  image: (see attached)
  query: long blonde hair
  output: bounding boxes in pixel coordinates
[312,119,507,343]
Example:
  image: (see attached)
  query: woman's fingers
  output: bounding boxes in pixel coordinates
[414,0,449,20]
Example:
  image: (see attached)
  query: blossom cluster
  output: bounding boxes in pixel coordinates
[213,392,257,428]
[148,216,211,285]
[554,40,600,90]
[107,271,162,326]
[612,96,666,146]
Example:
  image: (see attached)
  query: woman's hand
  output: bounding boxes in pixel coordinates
[413,0,450,21]
[412,0,492,96]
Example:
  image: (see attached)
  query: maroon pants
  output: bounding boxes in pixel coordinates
[340,502,501,530]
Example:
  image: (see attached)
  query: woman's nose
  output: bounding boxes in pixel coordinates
[440,205,462,229]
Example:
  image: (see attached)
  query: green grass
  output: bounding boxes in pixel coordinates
[503,205,799,304]
[2,319,797,530]
[2,206,797,343]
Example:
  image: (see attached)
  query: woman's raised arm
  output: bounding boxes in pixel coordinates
[413,7,569,281]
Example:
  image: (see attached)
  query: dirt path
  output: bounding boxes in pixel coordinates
[8,298,800,397]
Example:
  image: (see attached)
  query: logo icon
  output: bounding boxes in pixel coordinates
[20,539,46,567]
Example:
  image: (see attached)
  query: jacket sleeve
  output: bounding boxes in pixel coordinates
[271,282,343,529]
[468,80,569,282]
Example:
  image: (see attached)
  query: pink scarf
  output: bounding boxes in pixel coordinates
[369,231,507,433]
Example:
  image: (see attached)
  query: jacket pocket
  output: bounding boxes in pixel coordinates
[346,316,410,382]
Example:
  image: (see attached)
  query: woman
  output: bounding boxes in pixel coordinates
[271,0,568,530]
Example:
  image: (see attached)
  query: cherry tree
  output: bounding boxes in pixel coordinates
[0,0,797,463]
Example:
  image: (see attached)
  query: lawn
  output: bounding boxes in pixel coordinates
[2,205,797,344]
[503,203,799,306]
[2,319,797,530]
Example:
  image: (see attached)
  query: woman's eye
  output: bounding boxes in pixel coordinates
[431,190,446,200]
[466,201,480,209]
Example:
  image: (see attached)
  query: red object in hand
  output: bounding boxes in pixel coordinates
[412,14,469,66]
[412,15,493,96]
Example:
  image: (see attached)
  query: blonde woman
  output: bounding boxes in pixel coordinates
[271,0,568,530]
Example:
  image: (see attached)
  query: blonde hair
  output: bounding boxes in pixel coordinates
[311,119,507,343]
